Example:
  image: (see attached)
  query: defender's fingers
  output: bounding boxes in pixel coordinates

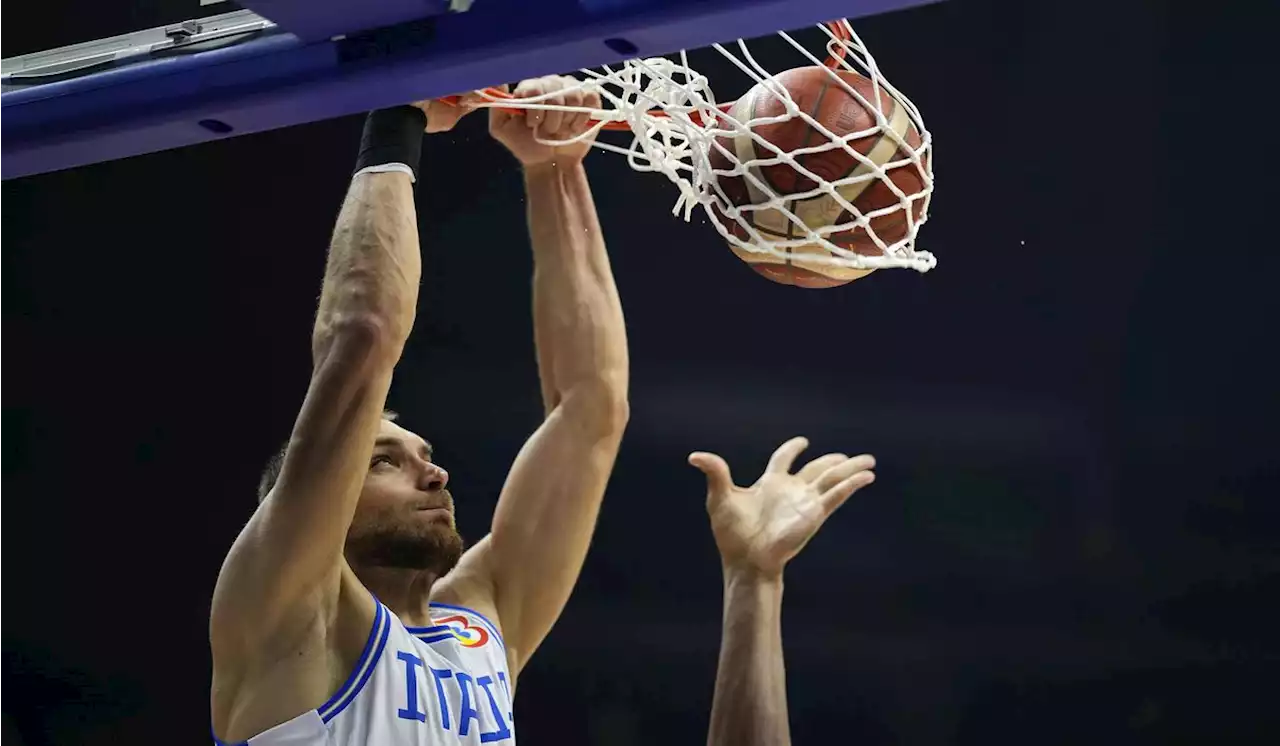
[814,454,876,495]
[689,452,734,503]
[796,453,848,483]
[766,436,810,475]
[818,470,875,517]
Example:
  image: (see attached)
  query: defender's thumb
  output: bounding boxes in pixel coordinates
[688,452,733,496]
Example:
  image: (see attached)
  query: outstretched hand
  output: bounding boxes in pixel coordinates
[690,437,876,578]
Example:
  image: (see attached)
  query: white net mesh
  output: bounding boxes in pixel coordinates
[476,19,935,278]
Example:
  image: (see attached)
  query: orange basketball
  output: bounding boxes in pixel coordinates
[708,66,929,289]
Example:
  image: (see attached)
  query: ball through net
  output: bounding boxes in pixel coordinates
[454,19,936,283]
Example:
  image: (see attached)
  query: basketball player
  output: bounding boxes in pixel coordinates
[210,77,629,745]
[692,437,876,746]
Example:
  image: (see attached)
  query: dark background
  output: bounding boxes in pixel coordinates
[4,1,1277,744]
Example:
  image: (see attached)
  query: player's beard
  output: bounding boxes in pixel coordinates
[346,513,465,576]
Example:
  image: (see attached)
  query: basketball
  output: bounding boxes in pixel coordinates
[708,66,929,288]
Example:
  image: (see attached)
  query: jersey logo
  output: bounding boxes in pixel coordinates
[434,614,491,648]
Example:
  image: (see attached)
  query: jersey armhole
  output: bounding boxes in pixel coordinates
[317,597,392,722]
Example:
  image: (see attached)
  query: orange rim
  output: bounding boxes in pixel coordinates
[435,21,852,131]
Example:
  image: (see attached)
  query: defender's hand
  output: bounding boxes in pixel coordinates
[490,76,600,167]
[411,92,487,134]
[690,437,876,578]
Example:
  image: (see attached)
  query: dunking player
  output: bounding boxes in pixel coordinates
[207,71,876,744]
[210,78,629,745]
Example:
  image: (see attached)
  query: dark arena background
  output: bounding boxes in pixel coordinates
[3,1,1277,744]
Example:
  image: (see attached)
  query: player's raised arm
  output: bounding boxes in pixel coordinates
[443,76,629,675]
[210,104,452,660]
[691,437,876,746]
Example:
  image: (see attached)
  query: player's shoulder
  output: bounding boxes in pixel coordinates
[337,563,382,632]
[210,565,377,743]
[430,535,504,639]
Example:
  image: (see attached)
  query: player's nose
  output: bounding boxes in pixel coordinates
[417,461,449,492]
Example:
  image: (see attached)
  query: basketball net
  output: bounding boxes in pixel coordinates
[461,20,936,274]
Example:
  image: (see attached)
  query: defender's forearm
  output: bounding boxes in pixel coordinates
[707,570,791,746]
[314,171,421,360]
[523,161,628,417]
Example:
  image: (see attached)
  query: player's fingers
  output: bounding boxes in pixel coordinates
[796,453,848,483]
[688,451,734,501]
[538,76,567,137]
[457,89,491,112]
[513,79,545,131]
[485,84,514,130]
[814,454,876,495]
[766,436,809,475]
[489,103,514,131]
[563,87,589,135]
[577,88,602,134]
[512,79,541,98]
[818,470,875,517]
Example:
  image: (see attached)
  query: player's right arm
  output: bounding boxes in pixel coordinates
[690,437,877,746]
[210,164,420,646]
[209,103,463,688]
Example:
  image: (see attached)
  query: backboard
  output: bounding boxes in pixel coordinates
[1,0,940,180]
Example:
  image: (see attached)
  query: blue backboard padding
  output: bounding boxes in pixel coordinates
[238,0,454,42]
[1,0,937,179]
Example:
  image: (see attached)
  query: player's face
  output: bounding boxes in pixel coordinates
[345,419,464,574]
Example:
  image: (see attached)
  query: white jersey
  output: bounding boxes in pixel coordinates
[215,598,516,746]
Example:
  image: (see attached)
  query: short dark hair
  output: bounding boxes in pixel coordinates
[257,409,399,503]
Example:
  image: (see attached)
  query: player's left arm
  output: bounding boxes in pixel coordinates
[443,77,628,676]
